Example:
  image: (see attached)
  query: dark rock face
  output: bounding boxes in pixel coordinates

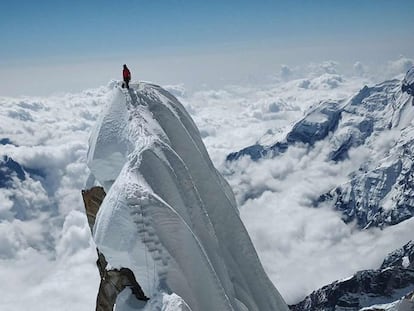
[226,101,343,161]
[381,241,414,270]
[350,85,371,106]
[0,138,14,145]
[286,102,342,146]
[81,187,149,311]
[329,118,374,162]
[290,241,414,311]
[227,144,266,161]
[402,66,414,96]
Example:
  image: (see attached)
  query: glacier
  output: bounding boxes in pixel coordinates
[86,82,288,311]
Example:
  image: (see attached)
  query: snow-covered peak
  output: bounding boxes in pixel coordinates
[291,241,414,311]
[86,82,288,310]
[227,77,414,229]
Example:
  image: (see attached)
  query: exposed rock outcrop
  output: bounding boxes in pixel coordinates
[81,187,148,311]
[290,241,414,311]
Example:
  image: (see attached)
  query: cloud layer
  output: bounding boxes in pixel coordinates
[0,58,412,309]
[175,58,413,303]
[0,85,109,310]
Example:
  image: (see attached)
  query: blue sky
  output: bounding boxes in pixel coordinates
[1,0,413,95]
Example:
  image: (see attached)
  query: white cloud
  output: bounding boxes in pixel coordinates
[0,246,99,311]
[386,56,413,77]
[164,84,187,98]
[223,139,412,303]
[0,57,411,309]
[56,211,93,260]
[0,217,49,258]
[0,190,14,215]
[0,86,107,310]
[307,60,339,76]
[353,61,366,76]
[280,65,292,80]
[183,62,412,304]
[309,73,344,89]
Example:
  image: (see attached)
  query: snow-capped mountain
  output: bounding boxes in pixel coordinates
[1,61,412,310]
[227,78,414,229]
[86,82,288,310]
[290,241,414,311]
[360,292,414,311]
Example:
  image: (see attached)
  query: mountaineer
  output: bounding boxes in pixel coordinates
[123,64,131,89]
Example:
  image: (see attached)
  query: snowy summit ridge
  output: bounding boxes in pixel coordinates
[86,82,288,310]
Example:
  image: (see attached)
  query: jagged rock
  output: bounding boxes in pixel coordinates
[381,241,414,270]
[360,290,414,311]
[95,252,149,311]
[290,241,414,311]
[81,187,106,230]
[401,66,414,96]
[81,187,148,311]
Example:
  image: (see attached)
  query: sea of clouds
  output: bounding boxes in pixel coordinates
[0,56,412,309]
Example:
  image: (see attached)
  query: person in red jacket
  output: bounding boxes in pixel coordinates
[123,64,131,89]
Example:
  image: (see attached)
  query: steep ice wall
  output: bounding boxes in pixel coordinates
[86,82,288,311]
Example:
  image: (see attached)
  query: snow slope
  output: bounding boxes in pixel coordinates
[87,82,288,311]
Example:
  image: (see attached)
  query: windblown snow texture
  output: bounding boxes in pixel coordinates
[228,78,414,229]
[86,82,288,311]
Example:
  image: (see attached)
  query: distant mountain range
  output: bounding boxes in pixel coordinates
[290,241,414,311]
[228,79,414,229]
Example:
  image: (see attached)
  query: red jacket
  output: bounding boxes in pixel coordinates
[123,68,131,80]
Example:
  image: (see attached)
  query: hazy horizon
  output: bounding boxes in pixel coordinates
[1,0,413,96]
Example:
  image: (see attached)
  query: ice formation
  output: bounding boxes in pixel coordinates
[86,82,288,311]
